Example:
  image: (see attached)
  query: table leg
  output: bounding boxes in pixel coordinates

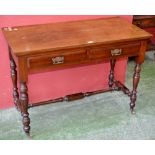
[20,82,30,135]
[108,59,116,88]
[9,50,20,110]
[130,63,141,114]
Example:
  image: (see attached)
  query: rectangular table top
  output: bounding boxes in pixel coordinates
[2,17,151,56]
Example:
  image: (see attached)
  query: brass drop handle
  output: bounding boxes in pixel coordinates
[111,49,122,56]
[51,56,64,64]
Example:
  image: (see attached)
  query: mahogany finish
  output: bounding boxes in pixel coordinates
[133,15,155,51]
[9,47,20,110]
[29,89,113,108]
[130,64,141,114]
[2,17,151,135]
[114,81,131,96]
[108,59,116,88]
[20,82,30,135]
[133,15,155,29]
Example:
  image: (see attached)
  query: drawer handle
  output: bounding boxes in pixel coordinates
[111,49,122,56]
[52,56,64,64]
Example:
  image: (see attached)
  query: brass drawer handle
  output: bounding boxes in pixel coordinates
[52,56,64,64]
[111,49,122,56]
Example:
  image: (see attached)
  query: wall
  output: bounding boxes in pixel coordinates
[0,15,132,109]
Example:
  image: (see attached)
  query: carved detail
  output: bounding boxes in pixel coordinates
[130,64,141,113]
[9,49,20,110]
[29,89,113,108]
[108,59,116,88]
[20,82,30,134]
[22,113,30,134]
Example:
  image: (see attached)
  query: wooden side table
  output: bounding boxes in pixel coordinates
[2,17,151,136]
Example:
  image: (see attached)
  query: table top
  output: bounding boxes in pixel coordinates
[2,17,151,56]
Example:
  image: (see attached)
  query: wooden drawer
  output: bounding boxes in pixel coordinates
[27,49,87,71]
[89,42,141,60]
[27,42,141,73]
[133,18,155,28]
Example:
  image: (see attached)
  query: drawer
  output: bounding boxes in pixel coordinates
[89,42,141,60]
[27,49,87,70]
[133,18,155,28]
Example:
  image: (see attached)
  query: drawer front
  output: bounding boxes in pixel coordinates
[89,42,141,60]
[27,42,141,73]
[28,49,87,70]
[133,18,155,28]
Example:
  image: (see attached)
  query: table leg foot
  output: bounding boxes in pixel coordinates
[20,82,31,135]
[25,131,33,139]
[22,113,30,135]
[130,90,136,113]
[130,108,136,114]
[130,63,141,113]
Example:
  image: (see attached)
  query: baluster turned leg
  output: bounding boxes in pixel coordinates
[9,49,20,110]
[20,82,30,135]
[108,59,116,88]
[130,64,141,114]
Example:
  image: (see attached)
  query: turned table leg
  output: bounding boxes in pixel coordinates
[9,49,20,110]
[108,59,116,88]
[130,63,141,114]
[20,82,30,135]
